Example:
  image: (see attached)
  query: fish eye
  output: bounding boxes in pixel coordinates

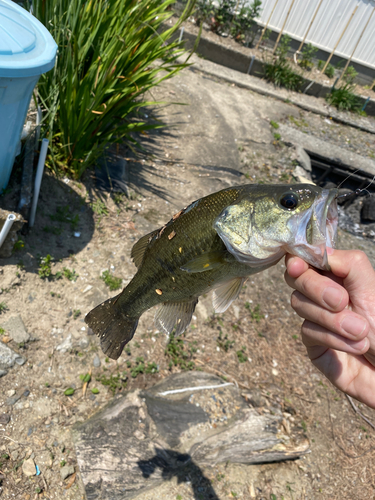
[280,192,299,210]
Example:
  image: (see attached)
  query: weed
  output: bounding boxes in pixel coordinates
[0,302,7,314]
[73,309,81,320]
[13,237,24,251]
[50,291,61,298]
[324,64,335,79]
[245,303,264,322]
[60,460,66,467]
[91,387,99,394]
[43,225,63,235]
[96,372,127,395]
[50,206,79,230]
[292,334,298,340]
[264,36,303,91]
[101,270,122,291]
[30,0,195,179]
[326,84,361,112]
[343,65,358,84]
[317,60,324,71]
[17,260,24,269]
[301,420,307,432]
[64,388,75,396]
[0,327,5,334]
[270,120,279,129]
[273,132,281,141]
[165,333,195,370]
[63,267,79,282]
[299,43,317,70]
[38,254,62,280]
[91,199,108,217]
[236,346,247,363]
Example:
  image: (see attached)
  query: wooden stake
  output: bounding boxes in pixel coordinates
[272,0,297,54]
[337,5,375,85]
[255,0,280,50]
[295,0,324,58]
[322,5,358,74]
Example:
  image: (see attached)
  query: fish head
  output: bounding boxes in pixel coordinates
[214,184,338,270]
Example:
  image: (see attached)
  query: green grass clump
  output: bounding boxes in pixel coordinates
[63,268,79,282]
[264,35,303,91]
[245,303,264,322]
[236,346,247,363]
[270,120,279,129]
[299,43,317,70]
[324,64,335,79]
[101,270,122,291]
[326,84,361,112]
[165,334,195,370]
[30,0,195,179]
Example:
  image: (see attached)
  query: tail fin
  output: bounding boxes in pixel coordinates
[85,295,139,360]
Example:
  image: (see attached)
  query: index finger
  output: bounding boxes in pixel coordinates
[284,255,349,313]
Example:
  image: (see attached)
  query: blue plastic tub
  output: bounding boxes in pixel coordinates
[0,0,57,192]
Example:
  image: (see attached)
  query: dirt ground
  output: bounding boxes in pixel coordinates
[1,61,375,500]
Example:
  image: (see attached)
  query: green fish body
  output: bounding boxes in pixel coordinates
[85,183,338,359]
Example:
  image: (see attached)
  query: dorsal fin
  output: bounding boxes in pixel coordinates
[131,229,158,268]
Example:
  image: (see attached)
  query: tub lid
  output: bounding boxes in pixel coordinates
[0,0,57,78]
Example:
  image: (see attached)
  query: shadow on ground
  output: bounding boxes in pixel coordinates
[138,449,219,500]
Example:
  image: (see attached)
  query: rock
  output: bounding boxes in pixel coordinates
[6,394,21,406]
[0,342,26,371]
[6,390,15,397]
[22,458,36,477]
[294,165,313,184]
[79,337,89,349]
[73,372,309,499]
[361,195,375,221]
[295,145,312,172]
[93,354,101,368]
[60,465,75,480]
[56,334,73,353]
[0,413,10,424]
[2,315,30,344]
[0,369,7,377]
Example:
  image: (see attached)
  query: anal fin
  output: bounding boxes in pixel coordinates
[155,298,198,336]
[212,277,246,313]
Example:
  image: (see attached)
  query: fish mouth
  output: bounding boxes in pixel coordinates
[287,189,338,270]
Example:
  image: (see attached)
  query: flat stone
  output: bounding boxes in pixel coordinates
[0,369,7,377]
[0,413,10,424]
[93,354,101,368]
[0,342,26,371]
[295,145,312,172]
[22,458,36,477]
[60,464,75,480]
[6,394,21,406]
[56,334,72,353]
[2,315,30,344]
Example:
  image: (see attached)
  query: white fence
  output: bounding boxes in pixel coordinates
[254,0,375,69]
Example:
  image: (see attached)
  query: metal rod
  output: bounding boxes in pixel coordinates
[295,0,324,59]
[247,55,255,74]
[362,97,370,112]
[337,5,375,86]
[255,0,280,50]
[322,5,358,74]
[272,0,297,54]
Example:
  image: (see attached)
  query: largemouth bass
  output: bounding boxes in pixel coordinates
[85,183,338,359]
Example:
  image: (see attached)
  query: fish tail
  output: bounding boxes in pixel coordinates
[85,294,139,360]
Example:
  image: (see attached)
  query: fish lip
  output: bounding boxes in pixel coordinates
[286,188,338,271]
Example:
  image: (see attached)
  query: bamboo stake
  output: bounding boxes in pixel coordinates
[255,0,280,50]
[295,0,324,58]
[322,5,358,74]
[337,5,375,85]
[272,0,297,54]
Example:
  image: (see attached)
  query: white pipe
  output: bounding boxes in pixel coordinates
[0,214,16,249]
[158,382,233,396]
[29,138,49,228]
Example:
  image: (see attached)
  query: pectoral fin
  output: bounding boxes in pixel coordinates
[155,298,198,336]
[131,229,158,268]
[180,251,225,273]
[212,277,246,313]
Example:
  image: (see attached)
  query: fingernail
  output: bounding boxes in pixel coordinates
[323,287,344,309]
[352,338,368,353]
[341,316,367,337]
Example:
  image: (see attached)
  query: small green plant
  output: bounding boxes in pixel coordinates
[264,35,303,91]
[96,372,127,395]
[236,346,247,363]
[195,0,215,26]
[38,254,53,279]
[50,206,79,230]
[100,270,123,291]
[63,267,79,282]
[230,0,262,46]
[301,420,307,432]
[60,460,66,467]
[64,388,75,396]
[299,43,317,70]
[91,199,109,217]
[0,327,5,334]
[13,237,24,251]
[73,309,81,320]
[324,63,335,79]
[245,303,264,322]
[326,84,361,112]
[217,330,235,352]
[165,333,195,370]
[317,59,324,71]
[91,387,99,394]
[270,120,279,129]
[343,65,358,84]
[0,303,7,314]
[273,132,281,141]
[80,373,91,383]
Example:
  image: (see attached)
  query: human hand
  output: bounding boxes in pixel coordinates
[284,249,375,409]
